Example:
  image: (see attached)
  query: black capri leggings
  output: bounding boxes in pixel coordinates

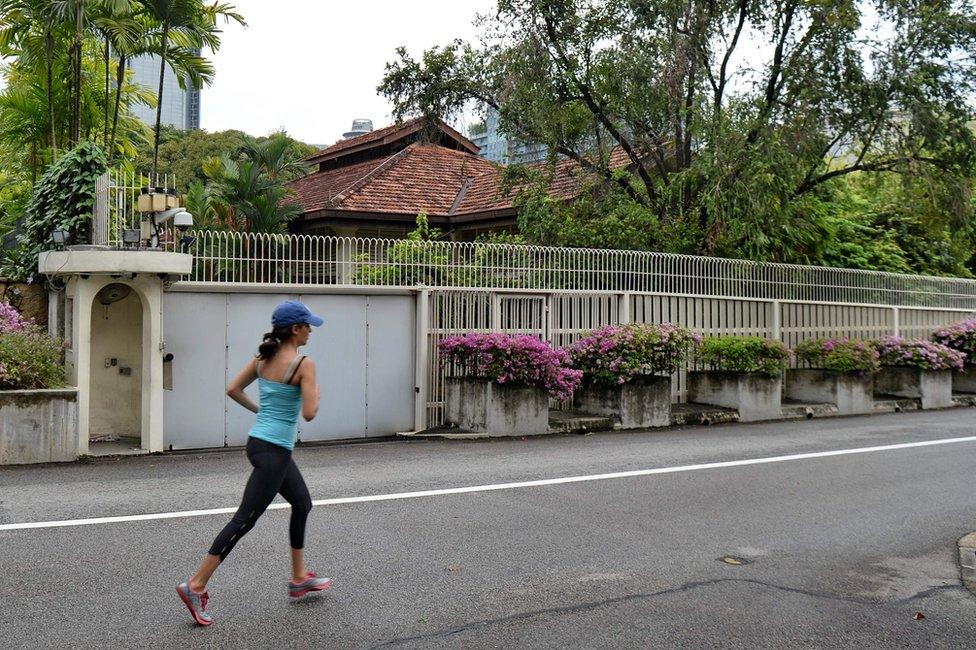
[209,437,312,561]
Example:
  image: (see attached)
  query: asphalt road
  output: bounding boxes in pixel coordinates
[2,409,976,648]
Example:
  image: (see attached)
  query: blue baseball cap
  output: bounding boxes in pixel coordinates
[272,300,324,328]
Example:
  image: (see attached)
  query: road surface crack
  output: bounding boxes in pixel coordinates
[371,579,965,647]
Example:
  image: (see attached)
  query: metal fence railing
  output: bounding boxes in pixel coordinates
[92,168,177,247]
[422,290,976,425]
[170,229,976,310]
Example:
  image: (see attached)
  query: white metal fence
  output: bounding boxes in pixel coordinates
[92,168,176,246]
[173,230,976,309]
[166,229,976,428]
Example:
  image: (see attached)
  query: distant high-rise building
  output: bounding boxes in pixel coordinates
[128,53,201,130]
[343,119,374,140]
[469,109,548,165]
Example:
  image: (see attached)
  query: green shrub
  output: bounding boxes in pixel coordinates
[0,328,65,389]
[1,142,107,282]
[699,336,791,377]
[794,338,880,374]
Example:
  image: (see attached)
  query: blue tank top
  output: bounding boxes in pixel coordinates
[249,356,304,451]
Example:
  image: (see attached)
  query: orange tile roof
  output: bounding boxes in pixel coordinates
[288,129,635,222]
[305,117,479,164]
[286,157,389,213]
[454,148,633,215]
[288,143,499,216]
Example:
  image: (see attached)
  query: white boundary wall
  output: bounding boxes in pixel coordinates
[158,231,976,442]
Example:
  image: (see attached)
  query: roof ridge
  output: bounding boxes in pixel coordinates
[329,144,417,207]
[447,177,475,216]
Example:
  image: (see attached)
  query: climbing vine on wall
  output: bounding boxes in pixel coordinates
[2,142,107,282]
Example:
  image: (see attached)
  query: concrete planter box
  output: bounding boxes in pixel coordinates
[875,367,953,409]
[687,371,782,422]
[785,369,874,415]
[954,367,976,394]
[444,377,549,436]
[0,388,78,465]
[575,376,671,429]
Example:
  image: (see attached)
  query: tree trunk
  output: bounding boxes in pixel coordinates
[45,32,57,158]
[103,35,110,146]
[71,0,86,145]
[108,56,126,160]
[151,25,170,181]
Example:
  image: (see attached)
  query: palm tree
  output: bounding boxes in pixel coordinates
[137,0,244,178]
[238,134,306,183]
[0,0,67,154]
[0,83,50,181]
[88,0,140,147]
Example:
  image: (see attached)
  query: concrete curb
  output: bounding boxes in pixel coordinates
[958,532,976,597]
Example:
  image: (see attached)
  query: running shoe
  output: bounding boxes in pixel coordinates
[288,571,333,598]
[176,581,213,626]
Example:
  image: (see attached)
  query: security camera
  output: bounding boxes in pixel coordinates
[147,208,194,249]
[153,208,193,230]
[173,211,193,230]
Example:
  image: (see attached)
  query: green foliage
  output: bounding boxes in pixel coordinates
[0,38,152,182]
[204,134,305,234]
[699,336,791,378]
[137,0,246,173]
[794,338,881,374]
[2,141,107,282]
[134,127,315,190]
[0,328,65,389]
[380,0,976,274]
[0,172,30,244]
[353,213,452,285]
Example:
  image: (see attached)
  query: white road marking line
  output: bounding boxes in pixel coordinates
[3,434,976,532]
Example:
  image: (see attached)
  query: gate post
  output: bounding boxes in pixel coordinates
[772,300,782,341]
[414,288,430,431]
[618,292,632,325]
[892,307,900,336]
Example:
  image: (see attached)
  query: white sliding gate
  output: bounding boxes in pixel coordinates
[163,288,416,450]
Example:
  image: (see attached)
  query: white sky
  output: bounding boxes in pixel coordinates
[201,0,496,145]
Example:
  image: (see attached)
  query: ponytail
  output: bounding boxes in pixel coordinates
[258,326,294,360]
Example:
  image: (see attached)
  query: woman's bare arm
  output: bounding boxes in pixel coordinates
[227,357,260,414]
[298,359,320,422]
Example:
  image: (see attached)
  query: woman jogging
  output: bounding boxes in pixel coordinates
[177,300,331,626]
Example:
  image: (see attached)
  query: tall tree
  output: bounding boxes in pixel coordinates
[0,0,68,154]
[379,0,976,267]
[205,133,304,233]
[137,0,244,179]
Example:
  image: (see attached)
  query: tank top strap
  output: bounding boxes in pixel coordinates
[283,354,306,385]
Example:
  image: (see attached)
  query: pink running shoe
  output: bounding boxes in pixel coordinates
[289,571,333,598]
[177,581,213,626]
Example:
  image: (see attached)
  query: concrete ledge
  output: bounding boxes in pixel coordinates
[781,400,839,420]
[875,367,953,410]
[444,378,549,436]
[575,377,671,429]
[0,388,79,465]
[38,249,192,275]
[549,411,614,435]
[953,394,976,407]
[670,403,739,426]
[958,532,976,597]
